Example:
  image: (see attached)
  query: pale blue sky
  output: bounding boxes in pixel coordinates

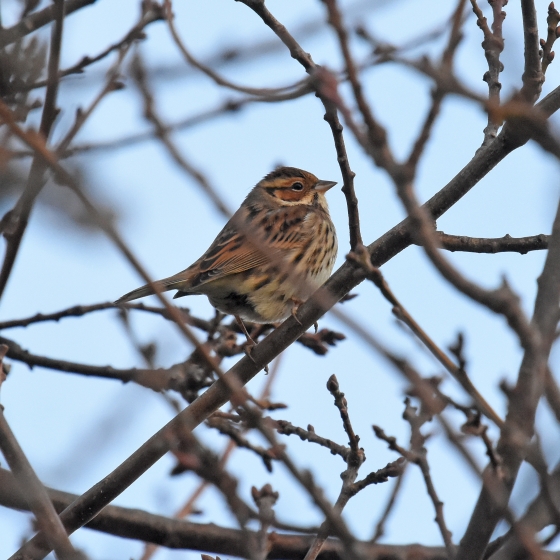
[1,0,559,558]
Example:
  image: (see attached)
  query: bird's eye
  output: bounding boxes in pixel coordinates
[291,182,304,191]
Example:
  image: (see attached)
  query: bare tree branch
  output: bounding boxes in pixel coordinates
[0,0,96,49]
[0,411,78,559]
[18,4,164,92]
[0,0,66,301]
[432,232,549,254]
[3,5,560,557]
[456,195,560,560]
[520,0,544,102]
[470,0,505,144]
[0,466,454,560]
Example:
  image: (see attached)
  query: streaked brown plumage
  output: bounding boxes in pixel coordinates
[115,167,338,325]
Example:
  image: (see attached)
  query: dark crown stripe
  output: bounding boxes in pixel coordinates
[261,166,305,183]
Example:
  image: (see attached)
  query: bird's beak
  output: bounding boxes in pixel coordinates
[314,180,337,193]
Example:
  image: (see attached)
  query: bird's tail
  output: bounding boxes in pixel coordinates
[115,269,197,303]
[114,280,171,304]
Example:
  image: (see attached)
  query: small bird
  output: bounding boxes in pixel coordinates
[116,166,338,335]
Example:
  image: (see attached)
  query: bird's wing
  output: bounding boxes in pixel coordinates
[166,204,312,292]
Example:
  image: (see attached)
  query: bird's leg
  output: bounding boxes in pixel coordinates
[235,315,269,373]
[235,315,257,348]
[290,297,318,333]
[290,298,304,325]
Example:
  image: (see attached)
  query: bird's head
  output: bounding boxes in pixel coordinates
[254,166,337,209]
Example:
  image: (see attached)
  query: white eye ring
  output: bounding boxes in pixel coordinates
[291,182,304,191]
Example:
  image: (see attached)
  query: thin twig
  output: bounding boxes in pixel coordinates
[0,0,95,48]
[0,408,77,558]
[238,0,364,251]
[140,356,285,560]
[55,45,130,156]
[56,98,258,157]
[0,333,205,393]
[131,52,231,218]
[327,374,362,461]
[520,0,544,102]
[318,0,395,173]
[275,419,350,461]
[470,0,505,143]
[433,231,549,253]
[371,461,408,542]
[374,414,455,559]
[437,414,548,560]
[456,196,560,560]
[0,0,66,301]
[302,375,370,559]
[252,484,279,560]
[347,246,503,428]
[251,416,361,560]
[406,87,445,172]
[0,301,212,331]
[320,0,365,249]
[19,3,164,92]
[541,3,560,75]
[404,0,464,168]
[348,458,405,497]
[207,415,275,472]
[165,0,312,100]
